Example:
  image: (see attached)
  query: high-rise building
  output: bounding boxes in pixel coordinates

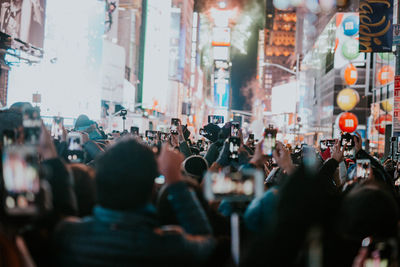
[263,8,296,112]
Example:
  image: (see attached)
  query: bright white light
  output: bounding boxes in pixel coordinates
[273,0,290,10]
[271,82,297,115]
[142,0,171,112]
[7,0,105,120]
[213,47,230,60]
[210,8,237,28]
[218,1,227,9]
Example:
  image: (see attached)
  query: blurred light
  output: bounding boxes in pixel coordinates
[290,0,303,7]
[218,1,227,9]
[306,0,320,13]
[210,8,237,27]
[319,0,335,11]
[273,0,290,10]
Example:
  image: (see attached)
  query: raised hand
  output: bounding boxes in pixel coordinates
[157,143,184,184]
[273,141,295,175]
[331,139,344,163]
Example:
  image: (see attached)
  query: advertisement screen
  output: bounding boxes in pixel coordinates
[7,0,104,120]
[0,0,46,49]
[141,0,171,112]
[214,79,229,108]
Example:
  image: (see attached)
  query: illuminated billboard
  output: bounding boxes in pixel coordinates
[7,0,105,120]
[141,0,171,112]
[214,79,229,108]
[0,0,46,49]
[213,46,229,60]
[212,27,231,46]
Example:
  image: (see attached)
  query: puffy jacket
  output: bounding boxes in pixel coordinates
[53,182,215,267]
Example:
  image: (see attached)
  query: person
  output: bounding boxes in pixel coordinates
[182,155,209,184]
[69,163,96,217]
[53,138,215,266]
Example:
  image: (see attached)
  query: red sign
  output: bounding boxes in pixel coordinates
[394,76,400,132]
[395,75,400,89]
[338,112,358,133]
[375,114,392,135]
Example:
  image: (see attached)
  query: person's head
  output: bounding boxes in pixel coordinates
[203,123,220,143]
[95,138,158,211]
[74,114,95,131]
[182,155,208,183]
[338,182,399,242]
[9,102,33,113]
[69,163,96,217]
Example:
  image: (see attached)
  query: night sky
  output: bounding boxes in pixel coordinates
[230,25,261,111]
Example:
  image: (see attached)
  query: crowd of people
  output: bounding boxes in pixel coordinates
[0,102,399,267]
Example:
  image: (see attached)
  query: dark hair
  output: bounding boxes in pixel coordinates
[339,183,399,241]
[182,156,208,183]
[69,163,96,217]
[95,138,158,211]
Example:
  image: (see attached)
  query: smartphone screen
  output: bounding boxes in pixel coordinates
[204,169,264,202]
[146,130,157,140]
[326,139,336,147]
[208,115,224,124]
[356,159,371,179]
[229,137,240,161]
[320,140,327,150]
[67,132,84,163]
[199,128,206,136]
[159,132,168,141]
[51,116,63,140]
[231,122,240,137]
[130,126,139,135]
[263,128,276,156]
[23,107,41,145]
[170,118,180,135]
[2,145,40,216]
[341,133,354,148]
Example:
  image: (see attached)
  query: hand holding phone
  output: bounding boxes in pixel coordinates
[2,145,41,216]
[228,137,240,161]
[170,118,180,135]
[231,122,240,137]
[67,132,84,163]
[263,126,277,157]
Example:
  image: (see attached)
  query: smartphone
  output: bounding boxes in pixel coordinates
[199,128,206,136]
[145,130,157,140]
[231,122,240,137]
[67,132,84,163]
[356,159,371,179]
[248,134,254,142]
[2,145,40,216]
[208,115,224,124]
[341,133,355,148]
[159,132,168,141]
[204,169,264,202]
[263,127,276,157]
[23,107,41,145]
[170,118,180,135]
[320,140,328,151]
[51,116,64,140]
[229,137,240,161]
[130,126,139,135]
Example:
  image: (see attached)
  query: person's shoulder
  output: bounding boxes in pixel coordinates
[54,216,93,236]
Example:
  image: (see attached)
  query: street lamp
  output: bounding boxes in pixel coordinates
[262,54,300,137]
